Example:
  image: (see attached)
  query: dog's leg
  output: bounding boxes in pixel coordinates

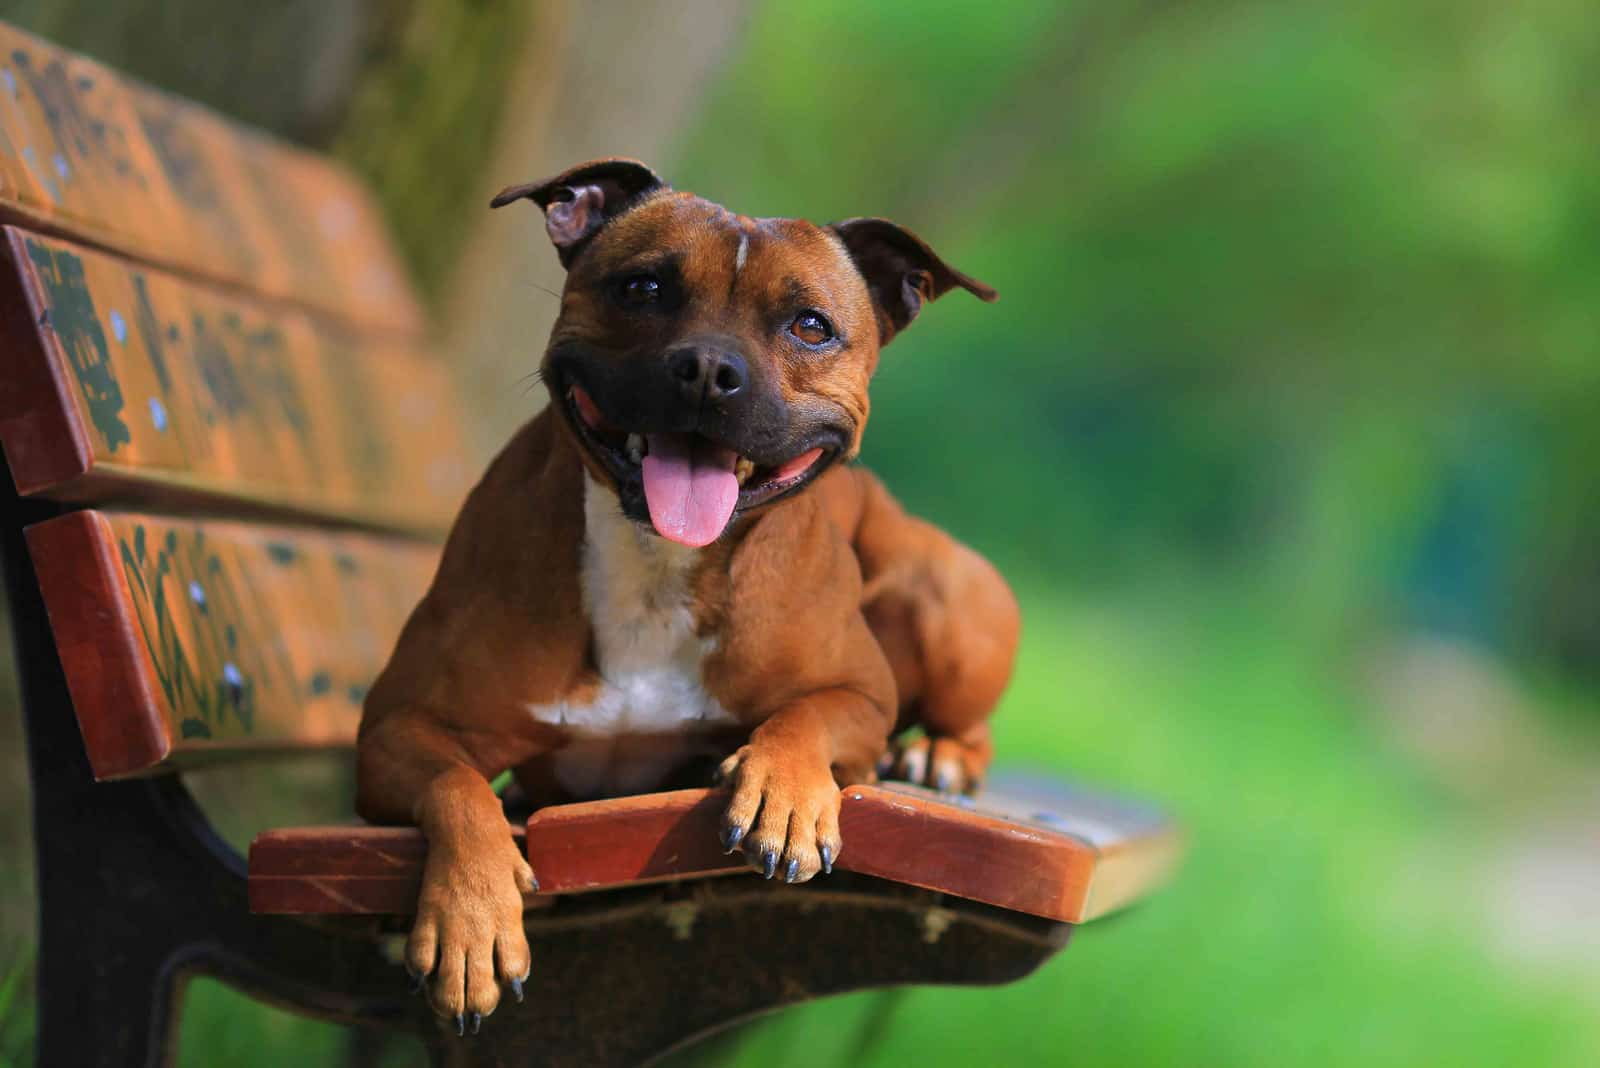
[356,715,537,1030]
[837,468,1020,795]
[716,687,890,883]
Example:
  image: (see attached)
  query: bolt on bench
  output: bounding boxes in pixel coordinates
[0,22,1180,1068]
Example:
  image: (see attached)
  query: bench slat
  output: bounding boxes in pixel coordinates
[0,21,422,336]
[0,228,473,534]
[248,780,1183,924]
[25,509,437,779]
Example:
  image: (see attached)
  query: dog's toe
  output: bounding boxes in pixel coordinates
[408,843,532,1023]
[885,734,986,796]
[719,743,842,885]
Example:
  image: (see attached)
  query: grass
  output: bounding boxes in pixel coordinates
[699,583,1600,1066]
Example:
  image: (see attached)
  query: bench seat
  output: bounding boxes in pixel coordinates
[252,782,1179,924]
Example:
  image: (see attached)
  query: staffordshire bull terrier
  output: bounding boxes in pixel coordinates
[356,158,1020,1029]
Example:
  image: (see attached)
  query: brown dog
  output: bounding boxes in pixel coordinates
[355,158,1020,1028]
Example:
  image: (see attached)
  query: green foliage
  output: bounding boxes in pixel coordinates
[667,1,1600,1064]
[0,947,34,1068]
[669,593,1600,1067]
[674,0,1600,671]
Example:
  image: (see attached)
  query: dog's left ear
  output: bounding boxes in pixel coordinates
[491,158,667,267]
[828,218,997,346]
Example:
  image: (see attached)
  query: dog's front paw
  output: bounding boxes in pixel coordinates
[881,733,987,796]
[407,836,536,1031]
[716,744,842,884]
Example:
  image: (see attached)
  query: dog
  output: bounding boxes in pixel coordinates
[355,158,1021,1028]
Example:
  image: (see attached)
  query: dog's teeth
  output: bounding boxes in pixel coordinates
[735,457,755,485]
[626,434,643,463]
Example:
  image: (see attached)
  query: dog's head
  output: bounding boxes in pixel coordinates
[492,157,996,547]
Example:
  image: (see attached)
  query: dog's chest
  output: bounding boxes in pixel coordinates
[526,479,735,795]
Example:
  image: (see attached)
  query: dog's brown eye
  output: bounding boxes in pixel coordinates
[790,310,834,346]
[621,274,661,304]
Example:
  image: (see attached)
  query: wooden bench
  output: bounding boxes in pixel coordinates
[0,23,1180,1068]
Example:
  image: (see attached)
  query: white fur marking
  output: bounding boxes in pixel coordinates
[734,232,749,275]
[527,477,735,796]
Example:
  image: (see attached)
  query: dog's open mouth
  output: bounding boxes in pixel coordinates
[564,386,832,547]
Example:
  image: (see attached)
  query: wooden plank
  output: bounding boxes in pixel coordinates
[247,778,1183,923]
[25,509,438,779]
[0,20,422,335]
[0,229,472,534]
[247,825,540,916]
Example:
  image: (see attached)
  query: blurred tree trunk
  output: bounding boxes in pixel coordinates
[439,0,748,459]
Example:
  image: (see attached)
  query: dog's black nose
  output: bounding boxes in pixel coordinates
[667,346,747,402]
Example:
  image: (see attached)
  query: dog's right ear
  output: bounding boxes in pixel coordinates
[490,158,666,267]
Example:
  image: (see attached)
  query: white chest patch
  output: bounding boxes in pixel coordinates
[527,477,736,796]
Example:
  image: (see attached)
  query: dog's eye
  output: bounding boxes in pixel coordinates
[790,310,835,346]
[620,274,662,305]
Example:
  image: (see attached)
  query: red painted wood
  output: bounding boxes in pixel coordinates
[248,825,537,916]
[0,231,92,495]
[23,508,439,778]
[25,510,173,777]
[525,789,747,891]
[248,781,1181,923]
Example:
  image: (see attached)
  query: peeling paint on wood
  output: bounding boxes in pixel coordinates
[0,21,422,335]
[26,509,440,775]
[2,228,472,534]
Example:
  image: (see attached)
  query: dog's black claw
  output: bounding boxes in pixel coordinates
[934,768,954,795]
[761,849,778,879]
[721,824,745,854]
[785,857,801,883]
[510,976,524,1004]
[454,1014,465,1038]
[819,844,834,875]
[408,972,426,996]
[470,1012,482,1035]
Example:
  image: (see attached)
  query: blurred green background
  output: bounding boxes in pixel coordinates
[1,0,1598,1065]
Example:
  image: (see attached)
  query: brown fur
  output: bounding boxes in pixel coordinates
[357,160,1019,1023]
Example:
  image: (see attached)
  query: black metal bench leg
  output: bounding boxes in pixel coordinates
[32,923,184,1068]
[4,497,161,1065]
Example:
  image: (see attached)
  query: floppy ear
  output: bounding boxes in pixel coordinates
[490,157,667,268]
[827,218,997,346]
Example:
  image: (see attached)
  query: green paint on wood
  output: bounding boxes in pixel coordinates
[116,527,263,739]
[130,271,172,391]
[26,240,130,451]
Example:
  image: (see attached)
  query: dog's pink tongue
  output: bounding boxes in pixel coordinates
[641,434,740,547]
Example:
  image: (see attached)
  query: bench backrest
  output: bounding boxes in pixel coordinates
[0,22,469,779]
